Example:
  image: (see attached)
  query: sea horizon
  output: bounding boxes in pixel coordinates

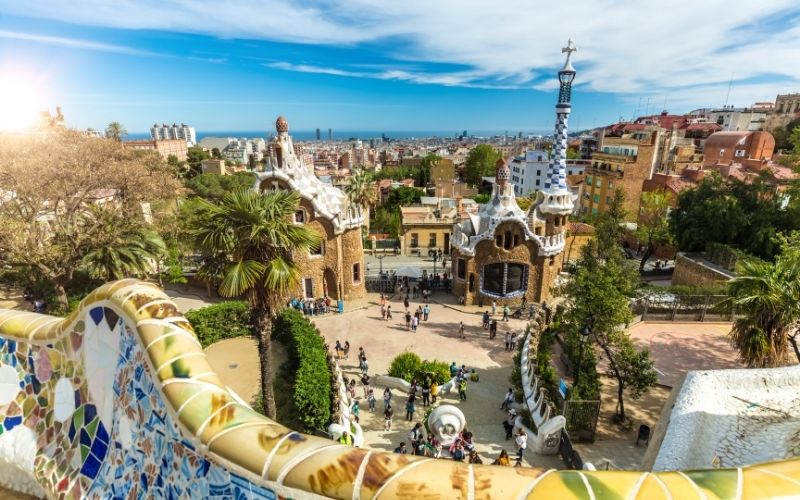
[126,129,553,141]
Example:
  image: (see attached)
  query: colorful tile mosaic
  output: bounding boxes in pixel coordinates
[0,279,797,499]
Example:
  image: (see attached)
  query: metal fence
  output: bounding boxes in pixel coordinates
[631,294,735,322]
[558,429,584,469]
[562,398,602,443]
[365,276,396,294]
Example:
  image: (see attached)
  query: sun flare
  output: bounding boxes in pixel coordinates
[0,69,48,132]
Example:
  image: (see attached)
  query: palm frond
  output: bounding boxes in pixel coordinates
[218,259,266,297]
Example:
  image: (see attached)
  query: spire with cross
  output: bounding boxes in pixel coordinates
[561,38,577,72]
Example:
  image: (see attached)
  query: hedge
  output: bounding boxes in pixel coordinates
[388,352,451,385]
[272,308,332,432]
[185,301,252,348]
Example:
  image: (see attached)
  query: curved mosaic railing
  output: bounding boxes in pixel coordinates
[0,279,798,498]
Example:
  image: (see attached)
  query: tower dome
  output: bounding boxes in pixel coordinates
[495,158,510,186]
[276,116,289,133]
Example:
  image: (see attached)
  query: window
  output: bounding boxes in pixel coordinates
[482,263,527,297]
[352,263,361,283]
[411,233,419,247]
[719,149,725,157]
[536,169,541,176]
[429,233,437,247]
[595,178,602,188]
[503,231,512,250]
[303,278,314,299]
[495,234,503,247]
[310,241,324,256]
[513,234,519,247]
[608,181,614,189]
[735,149,745,158]
[457,258,466,279]
[294,209,306,223]
[536,179,540,187]
[593,194,600,203]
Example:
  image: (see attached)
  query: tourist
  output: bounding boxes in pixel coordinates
[361,372,371,398]
[515,428,527,466]
[393,442,407,454]
[358,347,366,362]
[451,442,465,461]
[338,431,353,446]
[367,389,376,412]
[469,369,479,382]
[344,341,350,359]
[411,315,418,332]
[503,410,516,440]
[351,400,360,423]
[430,380,439,404]
[412,285,417,298]
[403,296,410,311]
[409,423,424,443]
[449,362,458,378]
[405,396,416,421]
[468,450,483,464]
[510,331,518,350]
[386,305,392,320]
[413,439,426,456]
[334,340,343,359]
[504,331,511,351]
[503,305,510,322]
[359,357,369,375]
[383,387,392,411]
[405,311,412,330]
[410,378,418,395]
[459,321,466,339]
[482,311,490,329]
[492,300,497,315]
[422,380,431,406]
[501,388,514,411]
[489,320,497,339]
[422,304,430,321]
[458,378,467,401]
[380,303,386,319]
[462,430,474,452]
[493,449,511,466]
[384,404,394,430]
[348,379,357,400]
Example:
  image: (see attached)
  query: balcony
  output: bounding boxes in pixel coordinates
[592,152,637,163]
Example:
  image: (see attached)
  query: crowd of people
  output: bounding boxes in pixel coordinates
[288,296,333,316]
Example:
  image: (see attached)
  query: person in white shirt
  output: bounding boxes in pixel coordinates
[514,428,527,467]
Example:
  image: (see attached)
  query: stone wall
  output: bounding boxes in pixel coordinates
[671,253,735,287]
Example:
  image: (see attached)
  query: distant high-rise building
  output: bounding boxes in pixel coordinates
[316,128,320,141]
[150,123,196,146]
[463,130,468,138]
[518,131,523,139]
[328,128,332,141]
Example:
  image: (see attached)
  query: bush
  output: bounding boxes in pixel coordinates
[388,352,421,381]
[417,359,451,385]
[272,309,332,432]
[185,301,252,348]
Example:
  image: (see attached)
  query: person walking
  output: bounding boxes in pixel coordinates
[422,380,431,407]
[515,428,527,467]
[404,297,410,311]
[334,340,343,359]
[351,400,360,423]
[384,404,394,431]
[482,311,490,329]
[458,378,467,401]
[358,347,366,362]
[501,388,514,410]
[492,300,497,316]
[510,331,518,350]
[503,410,516,440]
[490,320,497,339]
[380,303,386,319]
[343,341,350,359]
[405,396,416,421]
[422,304,430,321]
[503,305,510,322]
[361,372,371,398]
[459,321,465,339]
[411,315,418,332]
[504,331,511,351]
[367,389,376,413]
[430,380,439,404]
[405,311,412,331]
[383,387,392,411]
[359,357,369,375]
[386,305,392,320]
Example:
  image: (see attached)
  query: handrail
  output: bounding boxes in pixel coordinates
[0,279,797,498]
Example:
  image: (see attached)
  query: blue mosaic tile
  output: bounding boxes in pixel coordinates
[96,421,109,444]
[90,437,108,461]
[89,307,105,325]
[80,453,102,479]
[79,428,92,447]
[3,416,21,431]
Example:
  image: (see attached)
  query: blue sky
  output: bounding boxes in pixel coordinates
[1,1,799,134]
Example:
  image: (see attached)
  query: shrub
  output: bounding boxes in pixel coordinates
[388,352,421,381]
[417,359,451,385]
[185,301,252,348]
[272,309,332,432]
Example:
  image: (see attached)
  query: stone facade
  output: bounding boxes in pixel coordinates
[671,253,735,287]
[255,117,366,303]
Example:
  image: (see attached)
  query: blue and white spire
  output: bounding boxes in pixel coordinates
[539,39,577,215]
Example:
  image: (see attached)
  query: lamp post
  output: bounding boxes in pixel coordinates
[376,254,385,276]
[573,318,591,399]
[432,250,439,276]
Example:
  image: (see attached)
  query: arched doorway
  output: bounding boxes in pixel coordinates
[323,268,339,300]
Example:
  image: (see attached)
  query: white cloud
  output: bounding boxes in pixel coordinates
[3,0,800,108]
[0,29,157,56]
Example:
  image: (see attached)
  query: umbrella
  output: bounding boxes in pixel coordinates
[395,266,423,278]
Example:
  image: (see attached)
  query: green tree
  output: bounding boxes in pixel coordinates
[597,333,658,422]
[566,148,581,160]
[105,121,127,141]
[728,250,800,368]
[211,147,222,159]
[186,146,212,178]
[636,191,673,271]
[385,186,423,210]
[80,205,167,281]
[464,144,501,185]
[345,168,378,235]
[371,207,401,237]
[186,172,256,201]
[190,188,320,419]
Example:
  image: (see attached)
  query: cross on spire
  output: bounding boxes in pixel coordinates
[561,38,577,71]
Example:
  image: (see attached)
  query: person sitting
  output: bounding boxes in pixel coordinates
[492,449,511,466]
[451,442,465,461]
[469,369,479,382]
[394,442,408,454]
[468,450,483,464]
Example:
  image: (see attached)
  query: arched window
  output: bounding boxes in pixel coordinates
[495,235,503,247]
[503,231,512,250]
[481,263,528,297]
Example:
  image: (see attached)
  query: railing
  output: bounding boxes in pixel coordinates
[631,294,736,322]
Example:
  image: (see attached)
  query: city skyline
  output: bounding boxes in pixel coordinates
[1,1,799,133]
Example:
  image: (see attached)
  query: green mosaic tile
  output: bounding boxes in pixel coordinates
[80,445,89,462]
[74,320,85,333]
[85,417,98,438]
[72,405,85,428]
[23,396,35,416]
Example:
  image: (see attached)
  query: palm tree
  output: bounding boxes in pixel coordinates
[81,205,166,281]
[190,188,319,418]
[345,168,377,235]
[105,121,127,141]
[728,255,800,368]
